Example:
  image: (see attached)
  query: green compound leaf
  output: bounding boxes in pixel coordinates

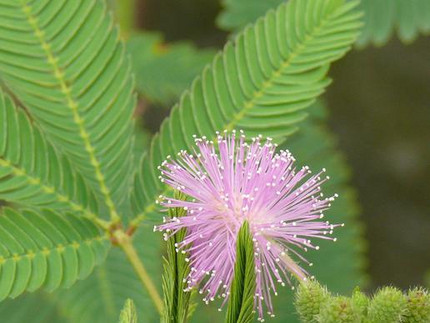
[162,192,195,323]
[131,0,362,221]
[119,299,138,323]
[0,224,161,323]
[127,32,215,106]
[225,221,256,323]
[0,0,136,216]
[356,0,430,47]
[0,208,110,301]
[218,0,430,47]
[0,90,98,218]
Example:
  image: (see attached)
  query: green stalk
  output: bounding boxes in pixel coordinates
[116,0,136,36]
[115,230,164,315]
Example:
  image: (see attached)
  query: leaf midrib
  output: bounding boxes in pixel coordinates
[0,157,97,220]
[133,7,339,225]
[0,234,108,264]
[20,1,119,222]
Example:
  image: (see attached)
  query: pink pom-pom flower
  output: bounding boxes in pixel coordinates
[155,130,340,320]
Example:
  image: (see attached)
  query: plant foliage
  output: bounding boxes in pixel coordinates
[0,208,110,301]
[218,0,430,47]
[357,0,430,47]
[131,0,362,222]
[0,91,98,217]
[127,32,215,106]
[0,224,161,323]
[225,221,256,323]
[0,0,136,216]
[0,0,370,321]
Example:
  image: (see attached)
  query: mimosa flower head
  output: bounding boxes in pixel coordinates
[155,130,340,320]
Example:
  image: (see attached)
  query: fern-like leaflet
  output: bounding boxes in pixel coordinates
[0,208,110,301]
[0,225,162,323]
[218,0,430,46]
[0,0,136,220]
[0,91,99,221]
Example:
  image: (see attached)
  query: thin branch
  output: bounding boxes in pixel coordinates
[115,229,164,315]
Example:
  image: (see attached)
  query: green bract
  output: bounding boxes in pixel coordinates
[119,299,138,323]
[225,222,256,323]
[162,192,194,323]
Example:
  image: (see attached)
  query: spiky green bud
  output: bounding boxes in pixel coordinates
[367,287,406,323]
[403,287,430,323]
[318,296,361,323]
[295,280,330,323]
[352,287,369,317]
[119,299,137,323]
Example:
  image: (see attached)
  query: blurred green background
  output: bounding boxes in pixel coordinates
[121,0,430,292]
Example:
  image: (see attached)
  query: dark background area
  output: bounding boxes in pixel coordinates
[135,0,430,291]
[327,39,430,289]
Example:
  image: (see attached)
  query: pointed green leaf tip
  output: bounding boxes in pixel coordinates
[295,280,330,323]
[225,221,256,323]
[162,191,195,323]
[119,299,138,323]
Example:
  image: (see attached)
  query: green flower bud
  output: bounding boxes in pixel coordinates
[295,280,330,323]
[367,287,406,323]
[352,287,369,317]
[403,287,430,323]
[318,296,361,323]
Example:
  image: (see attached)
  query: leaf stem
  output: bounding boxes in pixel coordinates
[115,230,164,315]
[115,0,137,37]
